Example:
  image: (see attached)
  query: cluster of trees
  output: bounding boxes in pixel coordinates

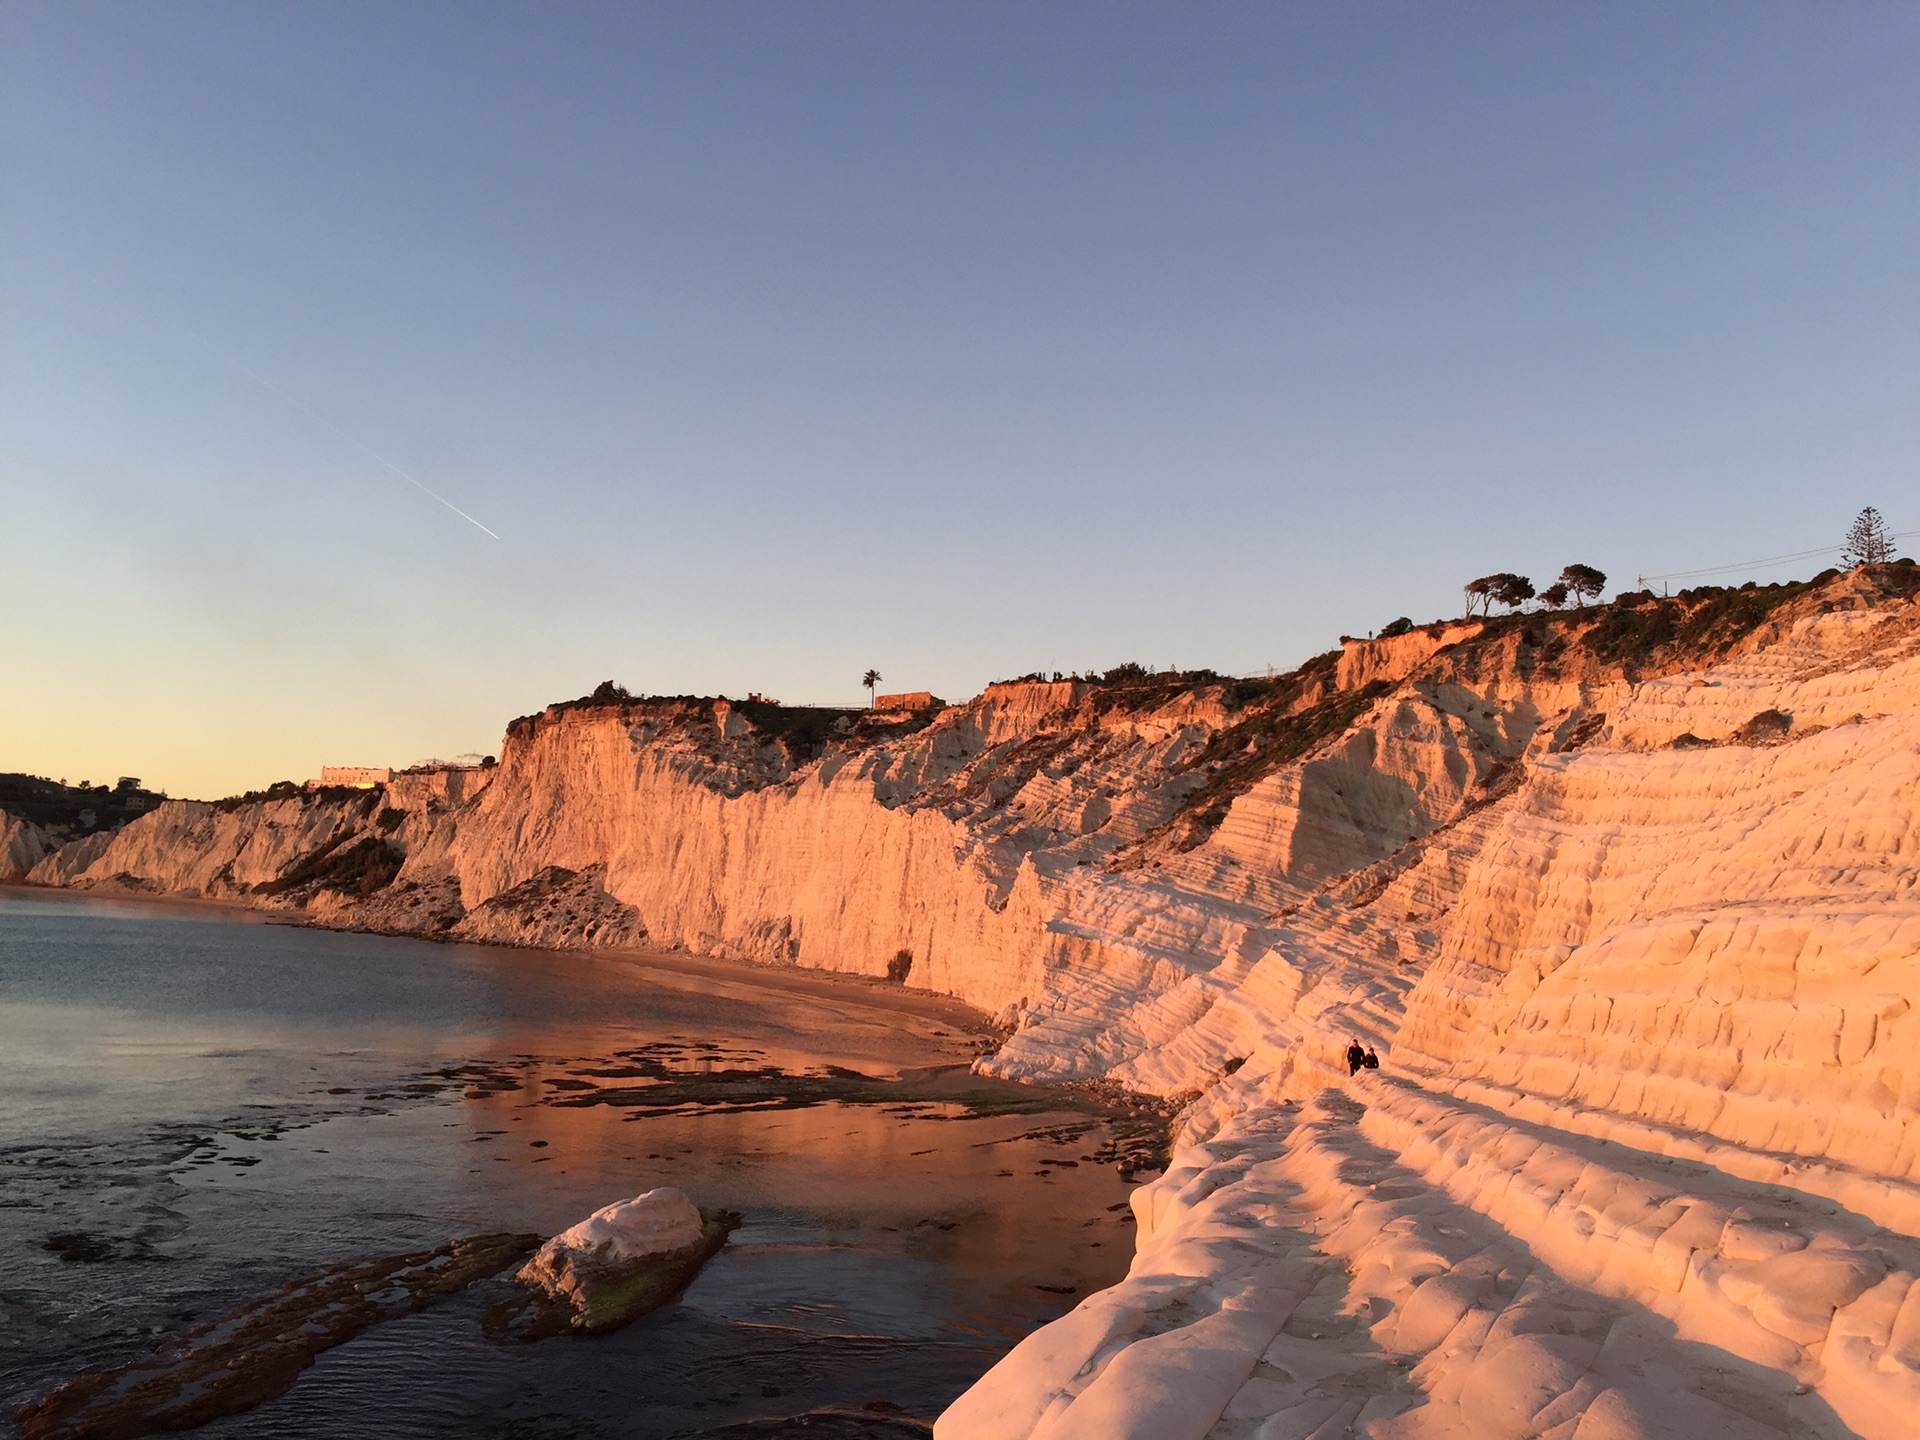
[1464,564,1606,617]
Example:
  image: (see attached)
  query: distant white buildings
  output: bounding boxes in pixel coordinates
[317,766,393,789]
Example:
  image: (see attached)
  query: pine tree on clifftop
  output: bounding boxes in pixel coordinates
[1842,508,1893,568]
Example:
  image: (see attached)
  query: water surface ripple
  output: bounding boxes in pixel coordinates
[0,891,1147,1438]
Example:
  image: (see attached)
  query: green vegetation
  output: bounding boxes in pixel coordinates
[493,563,1917,841]
[1467,565,1602,616]
[1126,564,1914,856]
[1083,665,1231,717]
[214,780,374,813]
[1559,564,1607,606]
[1495,574,1536,609]
[254,835,402,898]
[1224,675,1286,708]
[738,698,869,758]
[1576,582,1801,666]
[0,773,168,831]
[1159,678,1395,852]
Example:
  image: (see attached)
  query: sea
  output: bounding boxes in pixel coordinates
[0,889,1144,1438]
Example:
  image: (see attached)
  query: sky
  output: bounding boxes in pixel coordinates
[3,2,1915,799]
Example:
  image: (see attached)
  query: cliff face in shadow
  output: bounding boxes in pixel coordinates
[27,564,1920,1438]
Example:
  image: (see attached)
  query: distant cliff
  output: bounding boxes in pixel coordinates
[0,772,167,879]
[25,565,1920,1437]
[1,808,55,880]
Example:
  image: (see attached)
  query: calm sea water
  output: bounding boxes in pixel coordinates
[0,890,1140,1438]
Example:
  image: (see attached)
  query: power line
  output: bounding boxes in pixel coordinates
[1639,530,1917,585]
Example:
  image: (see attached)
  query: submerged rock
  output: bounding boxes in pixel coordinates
[514,1187,739,1335]
[17,1232,539,1440]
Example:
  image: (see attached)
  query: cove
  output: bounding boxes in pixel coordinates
[0,889,1156,1438]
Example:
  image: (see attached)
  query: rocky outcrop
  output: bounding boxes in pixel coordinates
[942,572,1920,1439]
[27,566,1920,1437]
[26,793,377,897]
[27,828,117,887]
[1335,621,1485,691]
[0,808,55,880]
[450,863,648,949]
[513,1187,737,1334]
[17,1233,538,1440]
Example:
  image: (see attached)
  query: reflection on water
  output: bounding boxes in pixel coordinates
[0,891,1149,1437]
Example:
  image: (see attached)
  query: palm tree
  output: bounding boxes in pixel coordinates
[862,669,882,708]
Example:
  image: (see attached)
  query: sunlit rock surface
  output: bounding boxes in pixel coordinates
[515,1188,736,1335]
[0,807,54,879]
[520,1187,706,1294]
[30,566,1920,1436]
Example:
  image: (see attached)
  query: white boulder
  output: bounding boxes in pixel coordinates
[517,1187,704,1301]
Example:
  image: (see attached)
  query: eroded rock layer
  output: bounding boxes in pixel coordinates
[25,566,1920,1438]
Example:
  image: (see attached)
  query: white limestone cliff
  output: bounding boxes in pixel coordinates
[0,808,56,880]
[27,566,1920,1437]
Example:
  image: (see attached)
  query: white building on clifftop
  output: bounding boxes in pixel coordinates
[316,766,392,789]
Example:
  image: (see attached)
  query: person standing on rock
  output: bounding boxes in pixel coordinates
[1345,1040,1366,1077]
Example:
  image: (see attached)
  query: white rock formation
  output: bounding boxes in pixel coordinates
[28,826,116,886]
[30,568,1920,1436]
[517,1186,706,1303]
[941,578,1920,1439]
[0,808,54,880]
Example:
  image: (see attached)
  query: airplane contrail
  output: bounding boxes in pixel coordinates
[188,330,501,539]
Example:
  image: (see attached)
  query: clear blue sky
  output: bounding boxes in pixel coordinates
[3,2,1914,797]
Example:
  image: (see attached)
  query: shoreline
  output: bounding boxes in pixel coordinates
[0,879,1007,1043]
[3,873,1173,1159]
[1,876,282,926]
[0,894,1146,1437]
[2,880,1170,1148]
